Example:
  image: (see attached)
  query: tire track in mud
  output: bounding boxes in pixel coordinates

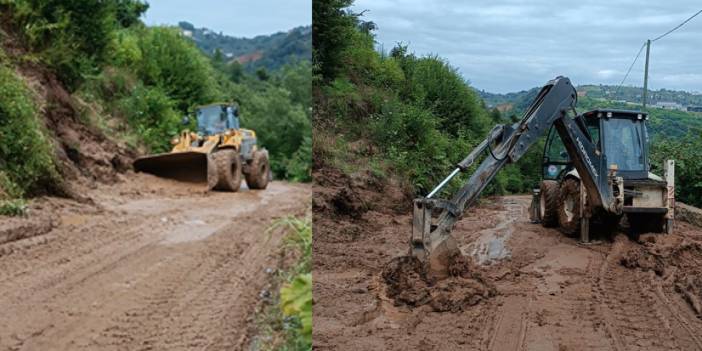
[0,180,309,351]
[596,237,686,351]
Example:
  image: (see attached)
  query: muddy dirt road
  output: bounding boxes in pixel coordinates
[314,188,702,350]
[0,173,309,351]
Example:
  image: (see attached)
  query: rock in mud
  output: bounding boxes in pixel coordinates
[382,254,495,312]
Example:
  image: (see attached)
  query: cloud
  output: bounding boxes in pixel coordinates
[352,0,702,92]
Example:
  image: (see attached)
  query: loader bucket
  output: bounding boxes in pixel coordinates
[133,151,210,184]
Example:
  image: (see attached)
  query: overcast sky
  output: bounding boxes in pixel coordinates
[351,0,702,93]
[143,0,311,38]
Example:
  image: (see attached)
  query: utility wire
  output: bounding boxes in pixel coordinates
[614,42,646,96]
[613,8,702,98]
[652,9,702,42]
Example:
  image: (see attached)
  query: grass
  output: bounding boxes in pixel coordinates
[252,215,312,351]
[0,199,27,216]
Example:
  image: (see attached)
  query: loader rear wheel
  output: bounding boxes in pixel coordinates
[211,149,242,192]
[539,180,559,227]
[245,150,270,190]
[558,178,581,236]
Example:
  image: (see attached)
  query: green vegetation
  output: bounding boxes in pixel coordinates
[0,199,27,216]
[650,135,702,207]
[0,52,61,201]
[313,0,536,196]
[254,216,312,350]
[0,0,311,209]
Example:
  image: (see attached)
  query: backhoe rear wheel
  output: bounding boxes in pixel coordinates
[539,180,559,227]
[211,149,242,192]
[558,178,581,236]
[245,149,270,190]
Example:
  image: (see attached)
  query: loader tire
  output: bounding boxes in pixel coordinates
[558,178,581,236]
[212,149,242,192]
[245,149,270,190]
[539,180,560,227]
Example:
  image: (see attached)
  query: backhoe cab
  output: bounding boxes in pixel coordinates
[536,109,674,240]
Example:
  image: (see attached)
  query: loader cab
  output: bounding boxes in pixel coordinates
[195,103,241,135]
[542,109,649,181]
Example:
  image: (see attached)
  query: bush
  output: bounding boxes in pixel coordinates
[0,199,27,216]
[6,0,147,90]
[650,135,702,208]
[256,216,312,350]
[135,27,222,111]
[0,62,60,197]
[117,84,181,153]
[239,87,311,179]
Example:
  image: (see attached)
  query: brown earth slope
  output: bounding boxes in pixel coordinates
[0,175,310,350]
[313,167,702,350]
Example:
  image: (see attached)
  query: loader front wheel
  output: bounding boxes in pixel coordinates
[245,150,270,190]
[539,180,560,227]
[558,178,581,236]
[211,149,242,192]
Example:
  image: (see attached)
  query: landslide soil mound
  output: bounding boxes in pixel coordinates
[620,232,702,316]
[382,253,496,312]
[0,20,136,199]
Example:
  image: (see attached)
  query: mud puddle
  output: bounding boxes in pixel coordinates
[463,199,522,264]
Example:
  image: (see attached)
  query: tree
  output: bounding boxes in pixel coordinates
[256,67,270,81]
[312,0,356,80]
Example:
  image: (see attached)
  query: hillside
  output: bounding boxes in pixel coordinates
[479,86,702,139]
[178,21,312,72]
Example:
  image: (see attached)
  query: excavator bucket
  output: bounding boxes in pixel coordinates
[133,151,211,184]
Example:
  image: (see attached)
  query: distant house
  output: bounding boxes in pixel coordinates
[687,106,702,113]
[182,30,193,38]
[654,101,684,111]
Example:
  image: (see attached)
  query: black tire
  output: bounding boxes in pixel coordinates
[245,149,270,190]
[539,180,560,227]
[558,178,581,236]
[211,149,242,192]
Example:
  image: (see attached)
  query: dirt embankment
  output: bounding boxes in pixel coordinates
[1,18,137,199]
[0,175,310,350]
[313,165,702,350]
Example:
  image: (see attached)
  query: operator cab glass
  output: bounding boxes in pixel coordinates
[602,118,645,171]
[196,105,240,135]
[542,109,649,181]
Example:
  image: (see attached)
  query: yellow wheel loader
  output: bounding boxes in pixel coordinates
[133,103,271,191]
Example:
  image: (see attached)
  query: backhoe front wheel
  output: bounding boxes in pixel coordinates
[539,180,559,227]
[558,178,581,236]
[210,149,242,192]
[245,150,270,190]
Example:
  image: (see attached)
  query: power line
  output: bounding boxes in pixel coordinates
[614,42,646,96]
[652,9,702,42]
[613,8,702,101]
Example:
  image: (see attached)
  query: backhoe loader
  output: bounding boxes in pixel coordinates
[412,77,675,279]
[133,103,271,191]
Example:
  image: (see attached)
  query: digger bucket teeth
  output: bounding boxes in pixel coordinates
[411,198,462,280]
[133,151,210,184]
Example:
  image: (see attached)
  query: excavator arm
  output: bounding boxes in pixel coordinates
[412,76,623,278]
